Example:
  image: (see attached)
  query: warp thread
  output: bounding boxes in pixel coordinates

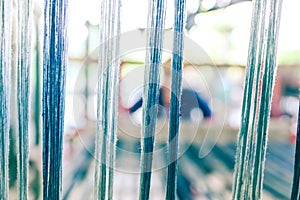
[139,0,166,199]
[16,0,32,199]
[232,0,283,199]
[0,0,12,199]
[166,0,186,199]
[291,102,300,199]
[94,0,121,199]
[42,0,68,199]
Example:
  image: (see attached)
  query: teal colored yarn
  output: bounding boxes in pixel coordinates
[16,0,32,199]
[94,0,121,199]
[251,1,283,198]
[232,0,283,199]
[291,101,300,199]
[0,0,12,199]
[42,0,68,199]
[166,0,186,199]
[139,0,166,200]
[232,0,267,198]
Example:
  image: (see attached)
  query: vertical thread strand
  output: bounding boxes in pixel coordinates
[251,1,283,199]
[94,0,121,199]
[232,0,283,199]
[139,0,166,199]
[107,0,121,198]
[232,0,266,198]
[42,0,68,199]
[0,0,12,199]
[16,0,32,199]
[291,101,300,199]
[166,0,186,199]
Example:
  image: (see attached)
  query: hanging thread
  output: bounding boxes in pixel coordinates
[139,0,166,199]
[166,0,186,199]
[0,0,12,199]
[94,0,121,199]
[42,0,68,199]
[232,0,283,199]
[232,0,267,198]
[16,0,32,199]
[291,102,300,199]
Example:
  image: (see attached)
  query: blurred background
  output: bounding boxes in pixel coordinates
[8,0,300,199]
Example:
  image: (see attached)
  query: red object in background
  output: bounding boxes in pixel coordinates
[271,74,283,118]
[290,132,296,144]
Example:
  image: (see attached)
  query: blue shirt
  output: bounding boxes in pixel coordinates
[129,88,212,120]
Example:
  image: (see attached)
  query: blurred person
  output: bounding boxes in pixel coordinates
[128,65,212,121]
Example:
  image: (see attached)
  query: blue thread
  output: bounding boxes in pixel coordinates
[94,0,121,199]
[291,101,300,199]
[166,0,186,199]
[232,0,266,196]
[0,0,12,199]
[16,0,32,199]
[251,1,283,199]
[42,0,68,199]
[139,0,166,199]
[232,0,283,199]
